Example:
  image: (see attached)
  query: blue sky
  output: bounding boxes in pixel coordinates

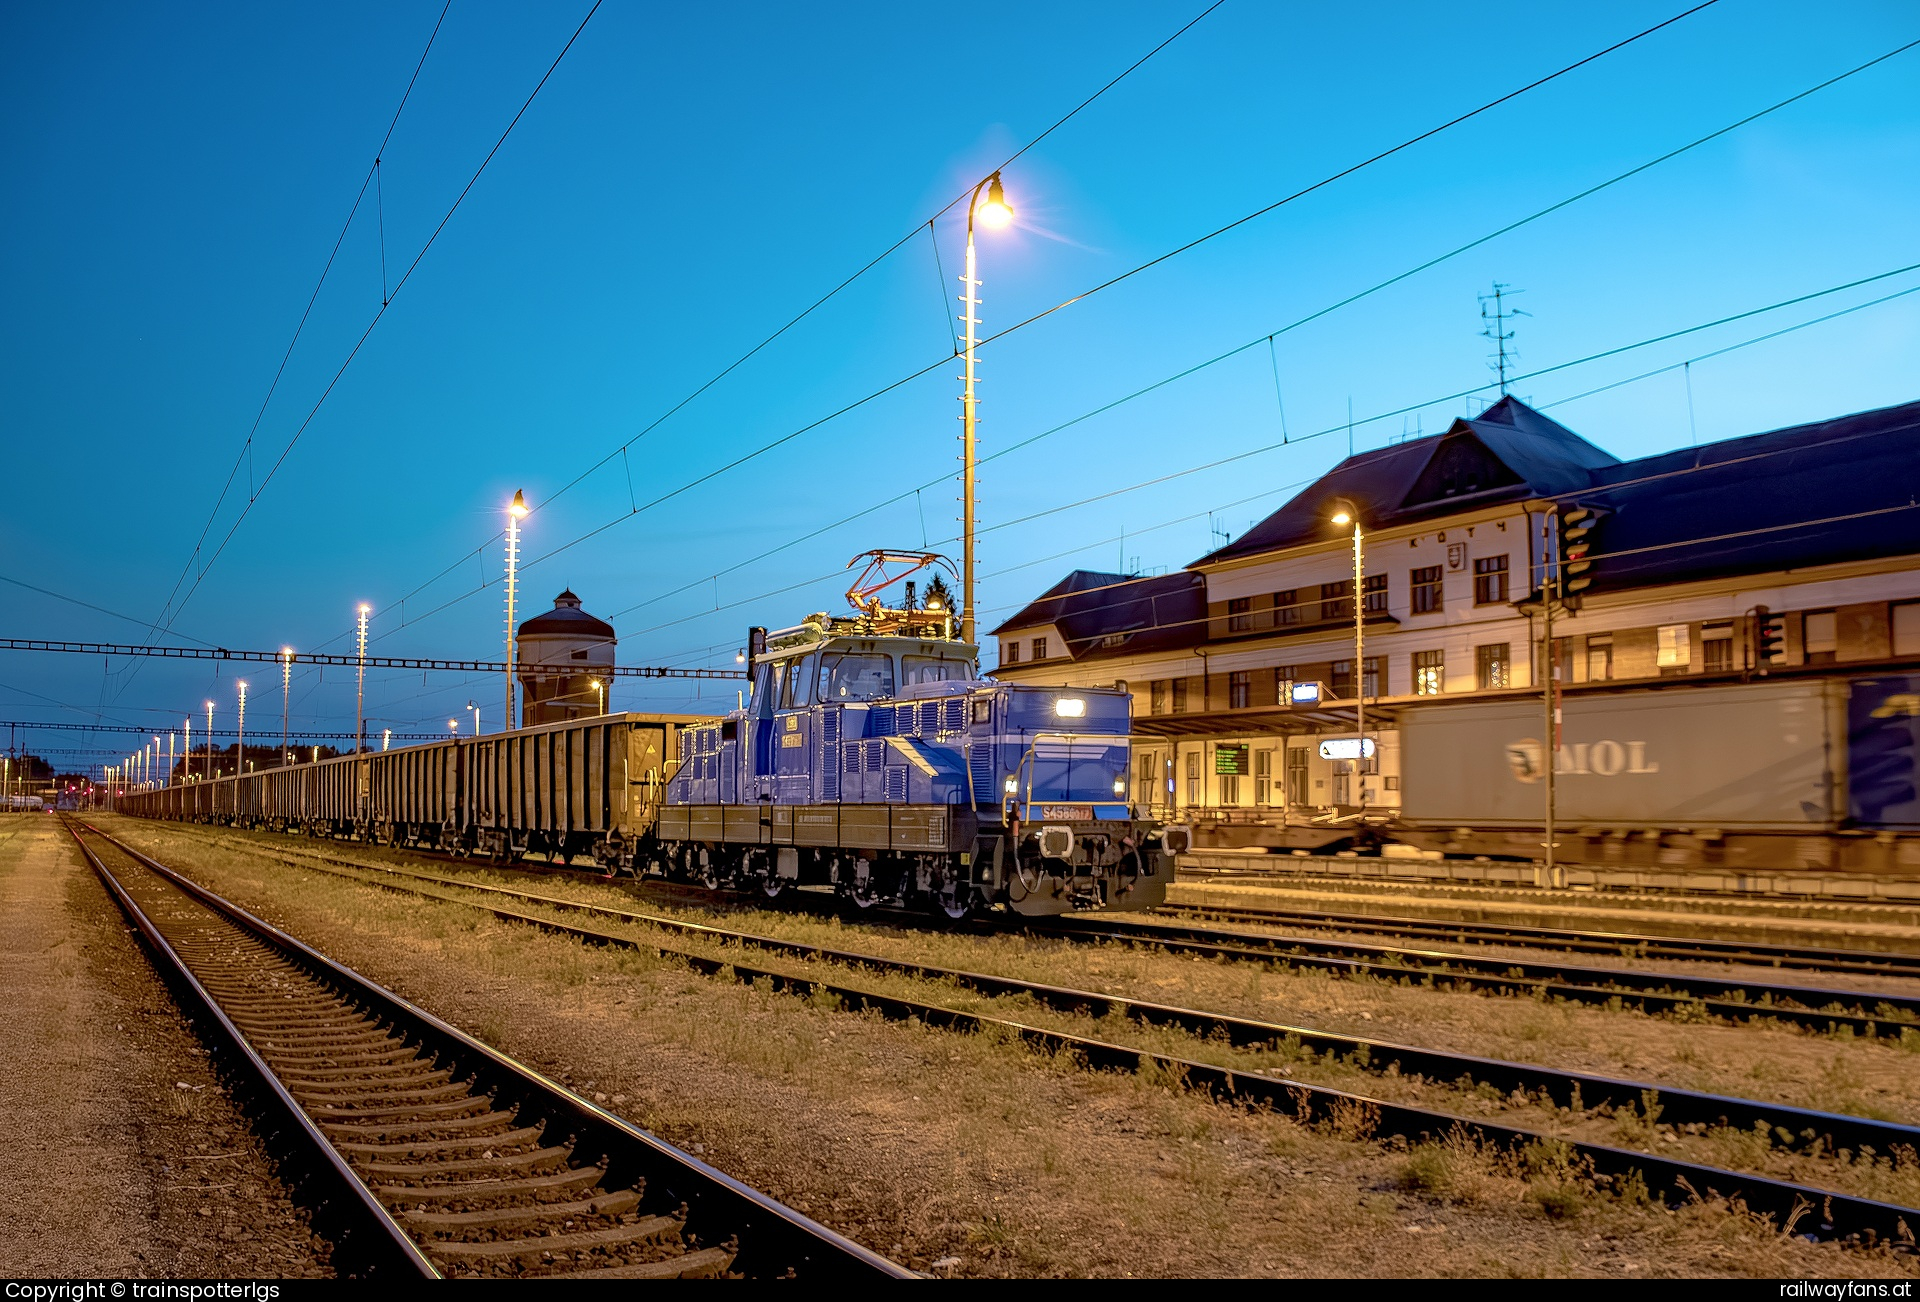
[3,0,1916,767]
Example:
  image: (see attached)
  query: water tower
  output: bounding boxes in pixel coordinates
[516,590,616,726]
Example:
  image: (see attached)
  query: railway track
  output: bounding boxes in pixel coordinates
[195,831,1920,1039]
[170,827,1920,1248]
[65,819,907,1281]
[1156,901,1920,978]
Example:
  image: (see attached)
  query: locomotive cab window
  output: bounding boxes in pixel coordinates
[903,655,970,686]
[819,652,896,702]
[779,654,814,708]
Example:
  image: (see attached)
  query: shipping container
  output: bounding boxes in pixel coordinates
[1399,678,1845,830]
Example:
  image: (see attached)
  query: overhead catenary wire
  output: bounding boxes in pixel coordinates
[350,2,1722,648]
[609,270,1920,650]
[150,1,604,640]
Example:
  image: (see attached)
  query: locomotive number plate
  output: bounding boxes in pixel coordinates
[1038,805,1091,821]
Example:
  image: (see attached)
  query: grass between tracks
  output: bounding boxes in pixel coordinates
[99,818,1920,1278]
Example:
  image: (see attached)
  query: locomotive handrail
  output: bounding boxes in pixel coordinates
[1001,730,1138,826]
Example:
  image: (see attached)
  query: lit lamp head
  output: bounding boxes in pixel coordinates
[509,490,529,519]
[1329,497,1358,528]
[976,173,1013,229]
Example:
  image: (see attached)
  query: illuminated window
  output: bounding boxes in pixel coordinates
[1656,624,1691,675]
[1803,610,1837,665]
[1475,643,1510,690]
[1413,649,1445,695]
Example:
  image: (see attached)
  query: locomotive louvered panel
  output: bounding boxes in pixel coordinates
[817,708,841,801]
[869,704,895,735]
[941,698,965,734]
[864,739,885,771]
[969,744,994,800]
[885,766,907,803]
[919,700,941,736]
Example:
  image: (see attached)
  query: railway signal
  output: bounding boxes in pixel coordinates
[1753,605,1788,673]
[1558,505,1606,612]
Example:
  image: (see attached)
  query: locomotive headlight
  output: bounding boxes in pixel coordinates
[1054,698,1085,718]
[1112,778,1126,795]
[1004,777,1018,795]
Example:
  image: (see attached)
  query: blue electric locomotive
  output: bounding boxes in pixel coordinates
[653,600,1182,917]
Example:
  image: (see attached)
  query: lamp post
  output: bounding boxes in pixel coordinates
[382,728,392,752]
[959,173,1013,647]
[184,716,192,782]
[467,700,480,737]
[448,720,459,739]
[591,678,604,717]
[281,647,293,767]
[506,491,528,729]
[206,701,214,777]
[355,604,371,754]
[236,682,247,772]
[1329,499,1368,806]
[168,732,175,787]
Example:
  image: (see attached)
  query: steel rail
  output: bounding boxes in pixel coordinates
[191,832,1920,1040]
[74,821,909,1280]
[1156,900,1920,976]
[189,834,1920,1245]
[1036,915,1920,1036]
[67,821,437,1277]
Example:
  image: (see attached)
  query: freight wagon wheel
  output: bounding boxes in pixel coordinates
[930,884,975,923]
[758,874,787,901]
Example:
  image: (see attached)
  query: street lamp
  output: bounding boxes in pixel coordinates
[382,728,392,752]
[448,719,459,738]
[236,682,247,770]
[591,678,604,716]
[281,647,293,767]
[506,490,528,730]
[184,716,191,782]
[1329,497,1369,806]
[959,171,1014,647]
[206,700,214,777]
[467,700,480,737]
[355,603,371,754]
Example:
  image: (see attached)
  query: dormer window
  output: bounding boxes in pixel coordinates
[1032,637,1048,661]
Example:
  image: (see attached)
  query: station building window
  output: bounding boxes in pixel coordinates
[1656,624,1691,675]
[1227,597,1252,633]
[1586,636,1612,682]
[1703,622,1734,673]
[1172,678,1188,712]
[1472,555,1509,605]
[1274,589,1302,626]
[1896,602,1920,657]
[1003,641,1019,665]
[1185,751,1201,806]
[1804,610,1838,665]
[1031,637,1048,661]
[1475,643,1510,690]
[1331,657,1383,700]
[1321,580,1353,622]
[1275,666,1296,702]
[1228,670,1250,709]
[1150,680,1167,715]
[1413,649,1445,696]
[1363,574,1388,614]
[1410,565,1443,614]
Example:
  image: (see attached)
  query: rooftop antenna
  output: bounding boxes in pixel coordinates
[1209,512,1231,548]
[1479,282,1529,396]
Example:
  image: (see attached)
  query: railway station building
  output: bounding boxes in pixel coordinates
[990,395,1920,850]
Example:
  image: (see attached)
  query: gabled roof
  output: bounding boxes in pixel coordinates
[1573,397,1920,595]
[991,568,1207,661]
[1194,396,1619,566]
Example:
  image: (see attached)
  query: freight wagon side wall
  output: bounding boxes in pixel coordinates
[1400,678,1843,830]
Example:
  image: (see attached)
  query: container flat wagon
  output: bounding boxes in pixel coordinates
[1394,674,1920,873]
